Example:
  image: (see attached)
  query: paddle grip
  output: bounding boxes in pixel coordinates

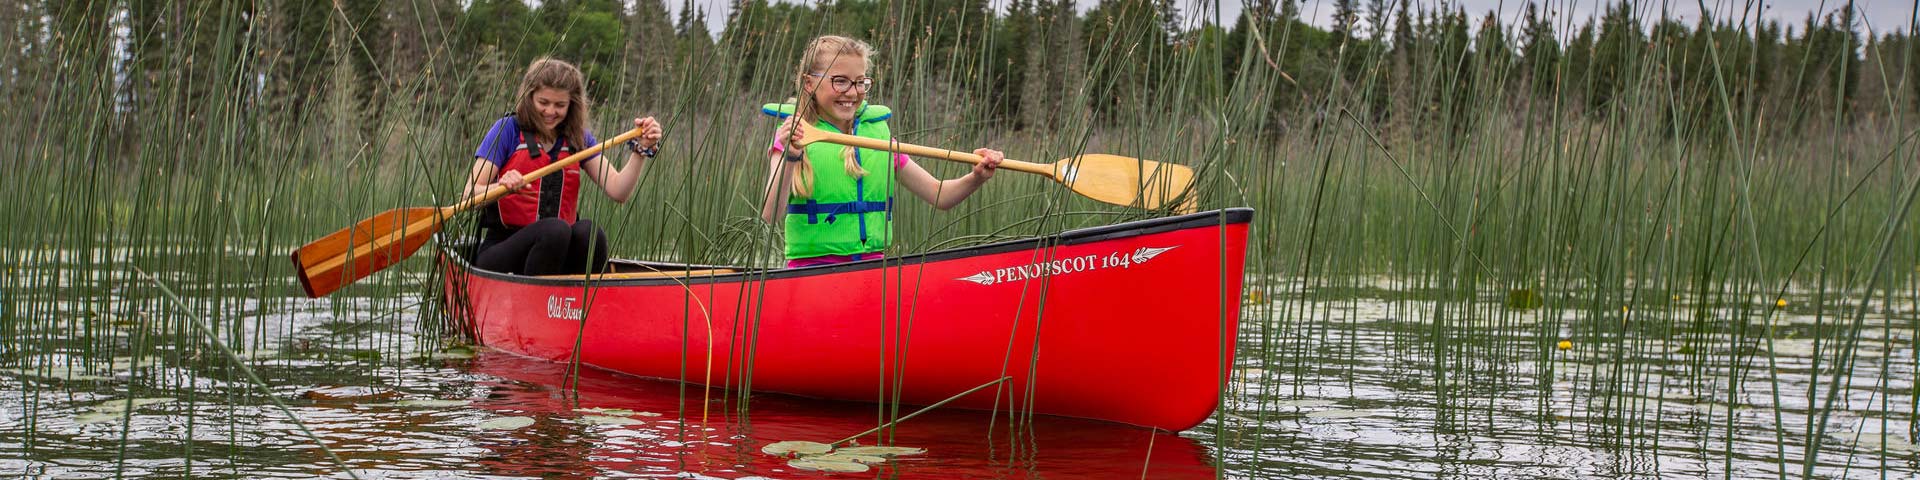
[453,127,647,213]
[801,128,1053,176]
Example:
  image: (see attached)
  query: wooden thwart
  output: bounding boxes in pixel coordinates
[535,269,739,280]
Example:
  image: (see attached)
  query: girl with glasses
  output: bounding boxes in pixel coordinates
[758,35,1005,268]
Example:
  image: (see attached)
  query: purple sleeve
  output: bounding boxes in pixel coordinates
[474,117,518,168]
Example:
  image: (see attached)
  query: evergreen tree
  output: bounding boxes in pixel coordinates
[1331,0,1358,50]
[341,0,391,130]
[1754,19,1779,103]
[1832,6,1861,118]
[1591,0,1642,111]
[267,0,340,120]
[997,0,1035,126]
[626,0,676,110]
[1475,12,1510,79]
[1083,0,1168,122]
[1021,0,1085,131]
[675,1,714,66]
[1519,1,1559,99]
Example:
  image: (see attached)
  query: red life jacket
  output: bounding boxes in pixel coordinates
[483,127,582,230]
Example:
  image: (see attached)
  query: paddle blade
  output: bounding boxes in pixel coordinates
[1052,154,1197,212]
[292,206,448,298]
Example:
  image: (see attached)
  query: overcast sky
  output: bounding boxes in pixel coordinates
[666,0,1912,38]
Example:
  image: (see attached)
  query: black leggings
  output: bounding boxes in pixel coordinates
[476,218,609,275]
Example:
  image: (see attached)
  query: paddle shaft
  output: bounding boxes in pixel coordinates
[293,127,645,298]
[798,127,1055,178]
[451,127,647,213]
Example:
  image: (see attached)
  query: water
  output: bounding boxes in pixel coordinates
[2,268,1917,478]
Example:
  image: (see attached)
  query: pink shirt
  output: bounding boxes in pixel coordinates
[770,136,907,268]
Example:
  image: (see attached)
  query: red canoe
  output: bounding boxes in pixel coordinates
[439,208,1252,431]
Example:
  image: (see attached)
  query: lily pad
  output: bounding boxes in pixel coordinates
[56,374,115,382]
[574,407,637,416]
[1854,434,1920,453]
[761,440,833,457]
[392,399,470,408]
[75,412,123,425]
[301,386,398,402]
[788,458,869,473]
[833,446,926,457]
[478,416,536,430]
[1272,399,1338,408]
[90,397,173,413]
[1304,409,1375,419]
[1507,289,1543,310]
[816,453,888,464]
[427,346,476,360]
[578,415,642,426]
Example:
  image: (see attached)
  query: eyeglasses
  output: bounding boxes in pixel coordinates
[808,73,875,93]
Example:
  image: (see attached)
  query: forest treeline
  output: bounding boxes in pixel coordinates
[4,0,1909,158]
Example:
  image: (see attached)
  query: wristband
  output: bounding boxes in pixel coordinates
[627,139,659,157]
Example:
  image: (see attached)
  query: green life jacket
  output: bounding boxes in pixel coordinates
[762,102,897,260]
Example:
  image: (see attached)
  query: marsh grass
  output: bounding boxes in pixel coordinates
[3,0,1920,478]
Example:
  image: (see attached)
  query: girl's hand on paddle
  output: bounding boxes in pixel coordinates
[498,170,530,192]
[774,117,799,151]
[971,149,1003,181]
[633,116,663,149]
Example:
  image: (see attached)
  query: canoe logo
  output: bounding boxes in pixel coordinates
[546,295,583,321]
[958,246,1177,286]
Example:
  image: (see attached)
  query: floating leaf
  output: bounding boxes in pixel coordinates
[419,350,475,361]
[75,412,122,425]
[788,458,868,473]
[1506,289,1543,310]
[478,416,536,430]
[1689,402,1748,416]
[91,397,174,413]
[1854,434,1920,453]
[817,453,888,464]
[301,386,397,402]
[574,407,637,416]
[108,357,153,371]
[1304,409,1374,419]
[579,415,642,426]
[833,446,926,457]
[761,440,833,457]
[392,399,469,408]
[342,349,382,362]
[1271,399,1337,408]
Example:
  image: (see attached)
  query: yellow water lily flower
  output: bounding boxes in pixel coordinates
[1557,340,1573,350]
[1775,298,1787,308]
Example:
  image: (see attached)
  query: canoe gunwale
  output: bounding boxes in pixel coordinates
[438,208,1254,287]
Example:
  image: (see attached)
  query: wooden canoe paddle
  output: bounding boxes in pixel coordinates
[291,127,646,298]
[791,122,1197,213]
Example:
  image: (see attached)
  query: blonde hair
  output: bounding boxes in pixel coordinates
[513,57,592,148]
[789,35,875,198]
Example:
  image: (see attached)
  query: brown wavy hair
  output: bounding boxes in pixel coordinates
[789,35,874,198]
[513,57,591,148]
